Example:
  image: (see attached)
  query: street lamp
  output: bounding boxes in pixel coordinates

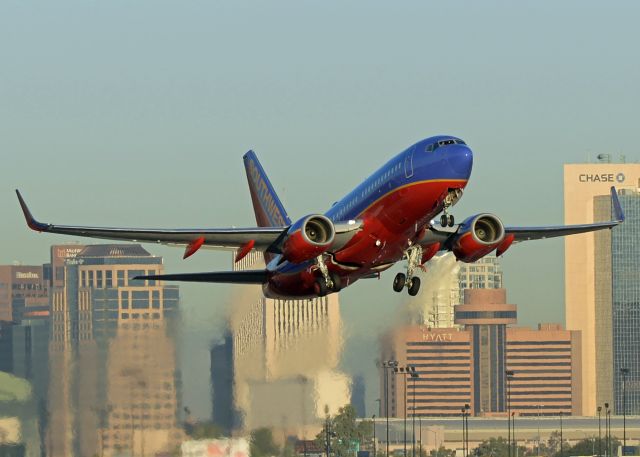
[598,406,602,457]
[605,402,611,457]
[383,360,398,457]
[393,365,417,457]
[559,411,563,457]
[621,367,629,454]
[465,404,470,457]
[506,370,515,457]
[461,407,466,457]
[373,414,377,457]
[411,370,419,457]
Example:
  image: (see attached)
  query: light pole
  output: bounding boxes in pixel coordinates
[464,404,470,457]
[411,370,419,457]
[373,414,377,457]
[383,360,398,457]
[559,411,563,457]
[393,365,416,457]
[537,404,543,457]
[598,406,602,457]
[621,367,629,454]
[418,416,422,457]
[506,370,514,457]
[461,407,466,457]
[605,402,611,457]
[511,411,516,457]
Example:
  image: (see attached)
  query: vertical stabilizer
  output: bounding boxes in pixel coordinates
[243,151,291,228]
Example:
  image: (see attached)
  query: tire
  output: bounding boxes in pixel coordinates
[408,277,421,296]
[329,272,342,292]
[447,214,455,227]
[393,273,406,292]
[314,278,328,297]
[440,214,447,226]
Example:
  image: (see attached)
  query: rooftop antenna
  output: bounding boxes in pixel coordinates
[597,153,611,163]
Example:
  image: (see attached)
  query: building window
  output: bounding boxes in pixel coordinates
[106,270,113,287]
[117,270,125,287]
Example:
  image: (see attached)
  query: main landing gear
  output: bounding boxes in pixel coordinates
[313,255,342,297]
[393,245,422,296]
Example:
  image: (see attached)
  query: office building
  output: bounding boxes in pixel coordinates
[381,326,472,417]
[506,324,581,416]
[47,244,181,457]
[594,188,640,415]
[564,162,640,415]
[0,265,49,324]
[382,289,581,417]
[454,289,516,414]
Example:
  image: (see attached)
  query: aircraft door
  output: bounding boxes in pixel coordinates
[404,146,414,178]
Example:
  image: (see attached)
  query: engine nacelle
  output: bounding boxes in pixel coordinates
[451,214,505,263]
[282,214,335,263]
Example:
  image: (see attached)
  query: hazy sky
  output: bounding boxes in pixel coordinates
[2,1,639,418]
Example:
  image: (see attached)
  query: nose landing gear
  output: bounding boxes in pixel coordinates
[440,189,463,227]
[393,244,423,296]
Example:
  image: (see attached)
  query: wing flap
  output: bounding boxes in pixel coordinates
[134,269,268,284]
[16,190,286,250]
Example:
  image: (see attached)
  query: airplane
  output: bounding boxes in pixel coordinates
[16,135,625,299]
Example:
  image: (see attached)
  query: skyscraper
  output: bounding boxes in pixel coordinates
[217,250,350,437]
[564,162,640,415]
[47,244,181,457]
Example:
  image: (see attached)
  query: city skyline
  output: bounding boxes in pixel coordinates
[2,0,640,425]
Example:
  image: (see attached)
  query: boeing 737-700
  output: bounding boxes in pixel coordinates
[16,135,625,298]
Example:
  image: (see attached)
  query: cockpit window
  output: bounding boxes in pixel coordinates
[427,138,465,152]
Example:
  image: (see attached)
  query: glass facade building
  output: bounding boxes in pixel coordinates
[611,193,640,414]
[595,190,640,414]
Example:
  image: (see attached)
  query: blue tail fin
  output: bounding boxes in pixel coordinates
[243,151,291,228]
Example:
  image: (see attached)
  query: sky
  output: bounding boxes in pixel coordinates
[1,1,639,419]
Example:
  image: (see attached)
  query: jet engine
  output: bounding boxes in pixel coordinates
[281,214,335,263]
[451,214,505,263]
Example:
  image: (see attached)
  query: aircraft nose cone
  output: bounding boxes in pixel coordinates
[447,145,473,179]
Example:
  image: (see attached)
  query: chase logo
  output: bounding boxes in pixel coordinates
[247,159,287,226]
[578,173,624,183]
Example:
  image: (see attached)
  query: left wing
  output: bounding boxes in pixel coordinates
[419,186,624,249]
[505,186,624,241]
[16,190,286,251]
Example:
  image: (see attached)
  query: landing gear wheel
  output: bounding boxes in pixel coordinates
[447,214,455,227]
[314,278,328,297]
[440,214,448,226]
[393,273,406,292]
[329,272,342,292]
[408,277,421,296]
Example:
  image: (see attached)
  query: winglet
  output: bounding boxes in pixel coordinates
[611,186,625,222]
[15,190,48,232]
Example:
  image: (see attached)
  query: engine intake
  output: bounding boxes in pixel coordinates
[282,215,335,263]
[452,214,505,263]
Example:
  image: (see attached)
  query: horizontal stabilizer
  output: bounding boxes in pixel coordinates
[133,269,268,284]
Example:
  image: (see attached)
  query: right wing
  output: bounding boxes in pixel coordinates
[16,190,286,251]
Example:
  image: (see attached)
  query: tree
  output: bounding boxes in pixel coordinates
[472,437,529,457]
[315,404,373,456]
[251,427,280,457]
[187,421,224,440]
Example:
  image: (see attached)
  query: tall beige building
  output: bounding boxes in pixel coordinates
[217,250,349,437]
[564,162,640,415]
